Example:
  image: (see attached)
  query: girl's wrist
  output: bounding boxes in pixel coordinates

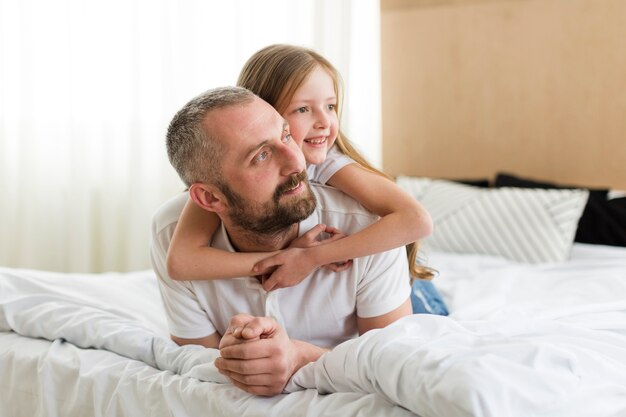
[304,244,328,268]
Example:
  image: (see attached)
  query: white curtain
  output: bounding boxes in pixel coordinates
[0,0,381,272]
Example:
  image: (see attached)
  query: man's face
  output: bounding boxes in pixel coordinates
[219,169,316,235]
[205,97,316,235]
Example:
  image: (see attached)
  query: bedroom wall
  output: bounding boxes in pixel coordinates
[380,0,626,189]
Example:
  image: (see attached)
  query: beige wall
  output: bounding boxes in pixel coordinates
[381,0,626,189]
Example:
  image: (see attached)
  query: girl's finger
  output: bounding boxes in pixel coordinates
[252,256,283,274]
[262,276,278,292]
[323,225,343,235]
[301,223,326,241]
[323,260,353,272]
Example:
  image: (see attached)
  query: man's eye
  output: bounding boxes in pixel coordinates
[255,150,270,163]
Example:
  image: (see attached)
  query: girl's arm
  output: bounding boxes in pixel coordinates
[166,198,279,280]
[256,163,433,290]
[324,163,433,257]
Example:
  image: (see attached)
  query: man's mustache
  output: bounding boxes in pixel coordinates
[274,170,308,199]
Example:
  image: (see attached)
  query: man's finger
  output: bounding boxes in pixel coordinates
[227,313,255,333]
[219,334,277,360]
[220,319,278,357]
[219,332,261,350]
[242,316,278,339]
[221,314,269,348]
[216,356,281,377]
[220,370,276,386]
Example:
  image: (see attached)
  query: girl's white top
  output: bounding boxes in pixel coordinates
[307,145,354,184]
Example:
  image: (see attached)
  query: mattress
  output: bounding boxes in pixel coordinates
[1,243,626,417]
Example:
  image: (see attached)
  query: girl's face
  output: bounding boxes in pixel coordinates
[282,66,339,165]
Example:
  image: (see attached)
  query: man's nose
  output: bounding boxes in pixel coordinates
[279,141,306,175]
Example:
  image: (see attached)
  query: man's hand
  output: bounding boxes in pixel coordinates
[253,224,353,291]
[215,314,300,396]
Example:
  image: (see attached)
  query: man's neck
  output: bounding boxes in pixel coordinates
[224,222,299,253]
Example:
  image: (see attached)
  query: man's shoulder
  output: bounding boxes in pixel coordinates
[151,193,188,236]
[309,184,378,231]
[310,183,371,214]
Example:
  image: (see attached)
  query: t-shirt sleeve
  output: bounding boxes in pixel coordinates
[355,246,412,318]
[308,145,355,184]
[149,199,217,339]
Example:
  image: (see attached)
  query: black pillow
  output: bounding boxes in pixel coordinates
[495,173,626,247]
[452,178,490,188]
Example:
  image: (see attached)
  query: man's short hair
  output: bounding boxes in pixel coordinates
[166,86,256,187]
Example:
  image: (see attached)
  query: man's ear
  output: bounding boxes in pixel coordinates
[189,183,227,213]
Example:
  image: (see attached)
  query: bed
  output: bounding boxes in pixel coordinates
[2,175,626,417]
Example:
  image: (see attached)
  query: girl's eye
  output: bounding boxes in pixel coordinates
[328,104,336,111]
[282,132,292,143]
[296,106,308,113]
[254,150,270,163]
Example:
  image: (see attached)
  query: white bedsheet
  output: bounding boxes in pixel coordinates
[0,268,412,417]
[432,243,626,324]
[289,310,626,417]
[287,244,626,416]
[2,243,626,417]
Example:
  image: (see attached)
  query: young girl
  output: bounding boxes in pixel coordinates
[166,44,434,291]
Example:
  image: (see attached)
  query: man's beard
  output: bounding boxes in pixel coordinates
[219,170,316,236]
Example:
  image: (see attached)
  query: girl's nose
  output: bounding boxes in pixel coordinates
[314,109,330,129]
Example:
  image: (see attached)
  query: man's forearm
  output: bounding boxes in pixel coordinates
[171,332,221,348]
[291,339,329,372]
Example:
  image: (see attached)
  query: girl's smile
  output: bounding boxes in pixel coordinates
[304,135,329,146]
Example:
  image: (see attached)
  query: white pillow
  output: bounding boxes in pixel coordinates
[397,177,589,263]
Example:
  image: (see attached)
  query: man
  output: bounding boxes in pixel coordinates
[150,86,411,396]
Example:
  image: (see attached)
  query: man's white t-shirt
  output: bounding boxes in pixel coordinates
[150,184,411,349]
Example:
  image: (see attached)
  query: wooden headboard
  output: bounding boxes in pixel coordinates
[381,0,626,189]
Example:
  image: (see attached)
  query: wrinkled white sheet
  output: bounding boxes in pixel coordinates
[288,312,626,417]
[0,268,412,417]
[286,245,626,416]
[0,268,226,384]
[2,243,626,417]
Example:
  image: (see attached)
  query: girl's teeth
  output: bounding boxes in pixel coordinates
[306,137,326,145]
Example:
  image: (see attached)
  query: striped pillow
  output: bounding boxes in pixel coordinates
[397,177,589,263]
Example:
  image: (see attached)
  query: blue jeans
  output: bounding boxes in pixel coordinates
[410,280,449,316]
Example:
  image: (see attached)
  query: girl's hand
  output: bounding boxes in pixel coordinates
[321,259,353,272]
[253,224,352,291]
[309,226,352,272]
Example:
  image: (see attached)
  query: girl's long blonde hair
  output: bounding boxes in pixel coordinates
[237,44,433,280]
